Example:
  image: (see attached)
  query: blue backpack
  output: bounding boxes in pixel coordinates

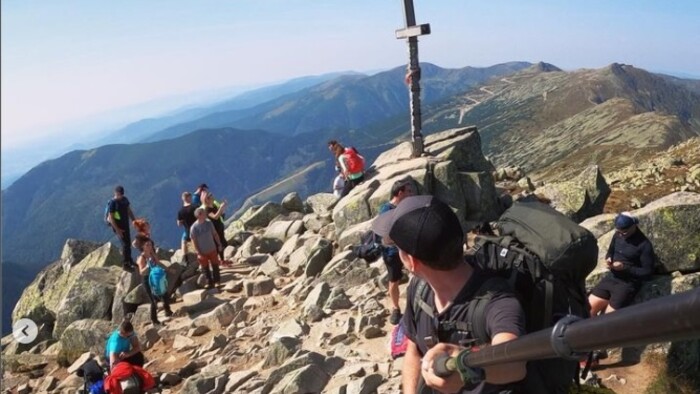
[148,259,168,297]
[104,199,113,226]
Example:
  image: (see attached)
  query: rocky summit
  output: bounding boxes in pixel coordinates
[3,127,700,393]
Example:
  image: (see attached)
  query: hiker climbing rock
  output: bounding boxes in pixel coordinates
[107,185,137,272]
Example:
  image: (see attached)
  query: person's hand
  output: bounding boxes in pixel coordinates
[118,352,127,360]
[611,261,625,271]
[421,343,467,393]
[606,257,612,265]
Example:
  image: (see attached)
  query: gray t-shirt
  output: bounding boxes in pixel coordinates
[190,220,217,254]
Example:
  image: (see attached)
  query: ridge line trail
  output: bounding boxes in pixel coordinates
[501,77,515,84]
[459,78,511,123]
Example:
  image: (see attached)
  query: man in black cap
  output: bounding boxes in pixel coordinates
[193,183,209,207]
[377,176,416,325]
[589,212,655,316]
[372,195,526,394]
[108,185,137,271]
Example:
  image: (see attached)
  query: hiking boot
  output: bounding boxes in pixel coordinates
[164,309,173,318]
[390,308,402,325]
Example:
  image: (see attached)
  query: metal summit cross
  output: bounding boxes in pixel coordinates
[396,0,430,158]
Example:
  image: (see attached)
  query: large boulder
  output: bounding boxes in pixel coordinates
[242,202,286,229]
[53,266,121,338]
[236,235,284,259]
[59,239,103,272]
[111,270,142,323]
[579,213,617,239]
[281,192,305,213]
[264,220,305,242]
[59,319,113,364]
[538,165,611,222]
[423,126,494,172]
[333,180,380,234]
[305,193,338,214]
[304,238,334,277]
[12,242,122,334]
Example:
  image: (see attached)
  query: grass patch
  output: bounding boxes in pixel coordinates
[644,351,699,394]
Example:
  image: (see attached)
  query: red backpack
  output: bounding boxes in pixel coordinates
[343,147,365,174]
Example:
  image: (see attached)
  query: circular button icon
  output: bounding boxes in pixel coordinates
[13,318,38,345]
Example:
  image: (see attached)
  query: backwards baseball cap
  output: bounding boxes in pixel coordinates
[198,183,209,190]
[614,212,637,230]
[372,195,464,262]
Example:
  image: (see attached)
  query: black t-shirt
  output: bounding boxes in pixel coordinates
[108,197,131,229]
[178,205,197,232]
[205,205,225,236]
[403,266,526,394]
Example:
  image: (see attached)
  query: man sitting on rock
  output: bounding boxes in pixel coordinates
[589,212,656,316]
[378,176,416,325]
[372,195,526,393]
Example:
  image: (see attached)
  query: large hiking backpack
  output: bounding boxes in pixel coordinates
[343,147,365,174]
[120,375,142,394]
[148,259,168,297]
[413,201,598,391]
[104,199,113,226]
[354,230,383,262]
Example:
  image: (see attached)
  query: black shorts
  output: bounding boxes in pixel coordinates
[591,275,638,310]
[383,253,403,283]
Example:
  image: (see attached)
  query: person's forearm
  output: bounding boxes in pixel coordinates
[403,342,421,394]
[484,333,526,384]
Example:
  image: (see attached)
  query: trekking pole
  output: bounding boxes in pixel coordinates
[434,287,700,375]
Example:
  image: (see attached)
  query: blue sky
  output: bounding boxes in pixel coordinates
[2,0,699,149]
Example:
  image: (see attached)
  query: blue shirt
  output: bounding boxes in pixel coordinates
[105,330,133,359]
[378,202,398,258]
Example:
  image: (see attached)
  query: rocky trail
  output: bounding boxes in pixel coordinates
[3,127,700,394]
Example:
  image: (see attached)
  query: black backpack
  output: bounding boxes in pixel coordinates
[354,230,383,262]
[413,201,598,392]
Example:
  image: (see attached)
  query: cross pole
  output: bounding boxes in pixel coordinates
[396,0,430,158]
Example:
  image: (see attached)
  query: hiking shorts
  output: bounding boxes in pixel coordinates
[591,275,638,310]
[383,253,403,283]
[197,250,220,267]
[181,229,191,242]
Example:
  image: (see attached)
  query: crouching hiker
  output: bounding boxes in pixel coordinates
[133,234,173,326]
[105,317,144,370]
[372,196,526,393]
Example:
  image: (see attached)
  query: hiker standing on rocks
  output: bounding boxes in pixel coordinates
[133,234,173,326]
[378,176,416,325]
[372,195,526,393]
[203,193,231,266]
[177,191,198,262]
[589,212,655,315]
[108,185,137,271]
[105,317,144,369]
[190,207,223,288]
[331,143,365,197]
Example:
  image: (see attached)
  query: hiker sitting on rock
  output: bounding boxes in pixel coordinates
[133,234,173,326]
[105,317,144,370]
[589,212,656,316]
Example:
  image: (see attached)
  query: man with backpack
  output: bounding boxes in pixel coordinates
[372,195,527,393]
[108,185,137,272]
[378,176,416,325]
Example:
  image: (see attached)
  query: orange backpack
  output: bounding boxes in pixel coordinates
[344,147,365,174]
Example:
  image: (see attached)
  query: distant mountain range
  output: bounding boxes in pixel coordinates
[3,61,700,336]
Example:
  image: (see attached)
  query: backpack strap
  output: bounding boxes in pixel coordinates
[466,277,511,345]
[413,280,434,319]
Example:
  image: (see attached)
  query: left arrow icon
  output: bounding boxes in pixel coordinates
[13,318,38,345]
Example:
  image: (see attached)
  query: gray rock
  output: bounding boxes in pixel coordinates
[425,127,494,172]
[270,318,310,342]
[305,193,338,214]
[182,289,208,306]
[281,192,305,212]
[332,180,380,234]
[302,213,333,233]
[362,326,385,339]
[59,239,102,272]
[539,165,611,222]
[37,376,59,392]
[579,213,617,239]
[236,235,284,259]
[275,234,303,264]
[59,319,113,364]
[188,326,210,337]
[180,364,229,394]
[244,277,276,296]
[257,255,286,279]
[325,287,353,310]
[263,336,302,368]
[270,364,330,394]
[224,370,258,393]
[337,220,373,252]
[346,373,384,394]
[265,220,301,242]
[177,276,201,297]
[192,302,236,329]
[304,238,334,277]
[243,202,286,229]
[53,266,121,338]
[303,282,331,314]
[67,351,94,374]
[173,335,197,351]
[112,270,142,323]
